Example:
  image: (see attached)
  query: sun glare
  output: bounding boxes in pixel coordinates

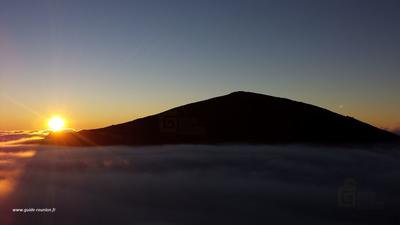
[48,116,65,132]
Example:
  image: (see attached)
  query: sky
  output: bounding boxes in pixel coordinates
[0,0,399,131]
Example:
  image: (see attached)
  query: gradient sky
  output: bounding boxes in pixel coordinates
[0,0,399,131]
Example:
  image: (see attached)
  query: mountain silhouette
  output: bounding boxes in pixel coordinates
[44,91,399,146]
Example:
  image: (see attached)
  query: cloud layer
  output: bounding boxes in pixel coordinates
[1,144,400,225]
[0,130,48,145]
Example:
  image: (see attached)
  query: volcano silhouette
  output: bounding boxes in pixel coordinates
[44,91,398,146]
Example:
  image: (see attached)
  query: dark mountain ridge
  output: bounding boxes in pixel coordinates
[44,91,399,146]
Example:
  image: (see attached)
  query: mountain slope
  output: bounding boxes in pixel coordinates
[44,91,398,146]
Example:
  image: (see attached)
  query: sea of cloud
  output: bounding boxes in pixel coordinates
[0,130,48,145]
[0,144,400,225]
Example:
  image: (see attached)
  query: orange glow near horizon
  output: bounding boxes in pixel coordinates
[0,150,37,158]
[0,149,37,200]
[0,97,398,132]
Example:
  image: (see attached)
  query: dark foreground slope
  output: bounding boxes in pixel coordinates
[44,91,398,146]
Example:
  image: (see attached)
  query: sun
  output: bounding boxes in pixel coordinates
[48,116,65,132]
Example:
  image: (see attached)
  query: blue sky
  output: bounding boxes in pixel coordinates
[0,0,399,130]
